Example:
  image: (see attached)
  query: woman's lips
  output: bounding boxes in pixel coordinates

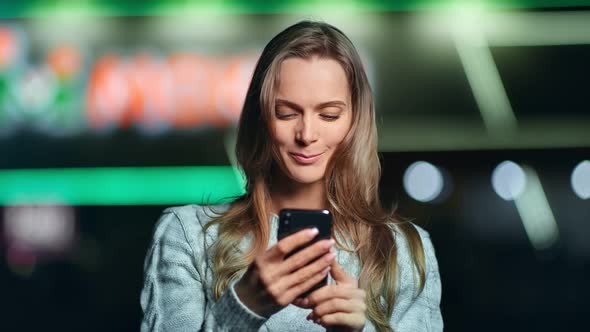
[289,152,324,165]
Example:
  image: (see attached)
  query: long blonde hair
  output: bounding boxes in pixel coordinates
[204,21,426,331]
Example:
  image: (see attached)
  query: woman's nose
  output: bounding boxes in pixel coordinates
[295,115,318,145]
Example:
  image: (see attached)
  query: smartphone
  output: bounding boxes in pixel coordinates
[277,208,333,296]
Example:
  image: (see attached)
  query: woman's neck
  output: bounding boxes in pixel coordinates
[269,175,327,214]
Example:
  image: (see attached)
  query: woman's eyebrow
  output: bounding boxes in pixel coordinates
[275,99,302,110]
[316,100,347,109]
[275,98,347,110]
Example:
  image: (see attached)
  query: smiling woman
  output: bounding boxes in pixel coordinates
[141,20,442,332]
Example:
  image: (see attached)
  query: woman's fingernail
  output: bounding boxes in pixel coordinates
[321,266,331,275]
[324,252,336,262]
[322,240,334,249]
[308,228,319,237]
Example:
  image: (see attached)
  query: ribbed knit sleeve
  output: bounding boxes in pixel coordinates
[390,226,443,332]
[140,209,267,332]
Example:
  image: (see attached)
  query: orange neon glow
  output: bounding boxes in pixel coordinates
[47,45,82,81]
[86,55,130,128]
[126,54,175,129]
[215,55,257,124]
[168,53,214,128]
[0,26,18,70]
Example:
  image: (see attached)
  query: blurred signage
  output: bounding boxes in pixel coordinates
[0,24,258,136]
[87,52,257,133]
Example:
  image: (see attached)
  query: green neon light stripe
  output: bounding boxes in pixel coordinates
[0,166,245,205]
[0,0,589,19]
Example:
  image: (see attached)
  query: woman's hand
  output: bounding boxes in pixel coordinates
[235,228,336,317]
[305,259,367,332]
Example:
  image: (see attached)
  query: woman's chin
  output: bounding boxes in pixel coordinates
[287,172,324,185]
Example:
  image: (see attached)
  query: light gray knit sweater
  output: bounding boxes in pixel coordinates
[140,204,443,331]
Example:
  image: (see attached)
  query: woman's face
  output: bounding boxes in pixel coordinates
[271,56,353,185]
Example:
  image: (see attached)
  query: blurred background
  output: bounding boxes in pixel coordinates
[0,0,589,331]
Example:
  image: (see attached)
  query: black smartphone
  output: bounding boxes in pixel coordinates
[277,208,333,296]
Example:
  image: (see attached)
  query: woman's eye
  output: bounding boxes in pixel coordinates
[276,113,296,119]
[320,114,340,120]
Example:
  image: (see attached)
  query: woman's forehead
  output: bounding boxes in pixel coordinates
[275,57,350,104]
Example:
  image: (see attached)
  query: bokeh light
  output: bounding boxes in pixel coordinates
[571,160,590,199]
[3,205,76,252]
[492,160,526,201]
[403,161,444,203]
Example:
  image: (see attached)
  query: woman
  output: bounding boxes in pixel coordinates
[141,20,442,331]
